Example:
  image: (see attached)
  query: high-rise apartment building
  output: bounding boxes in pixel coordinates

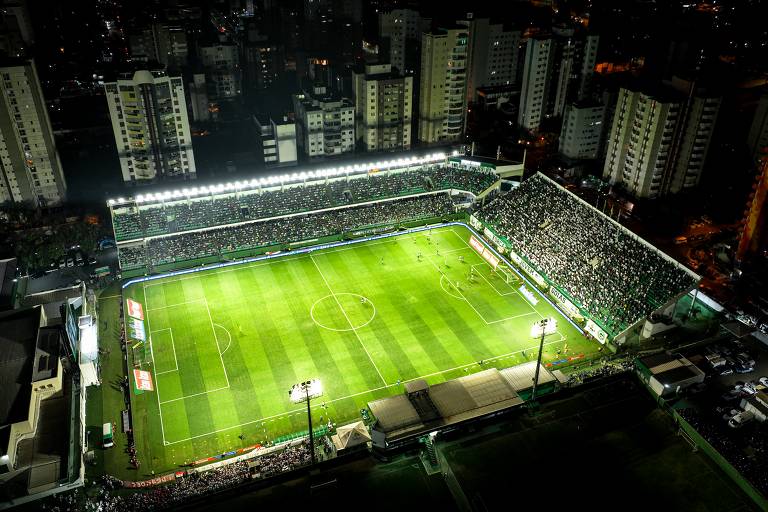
[747,93,768,165]
[104,70,196,184]
[200,44,241,101]
[292,85,355,159]
[518,27,598,133]
[0,59,66,206]
[378,9,429,76]
[602,85,720,198]
[254,115,297,168]
[352,63,413,151]
[419,26,470,144]
[464,18,520,103]
[559,101,605,160]
[128,23,188,69]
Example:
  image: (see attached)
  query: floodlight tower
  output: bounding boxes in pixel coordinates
[530,318,549,402]
[289,379,322,465]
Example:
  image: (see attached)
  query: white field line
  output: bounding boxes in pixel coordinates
[309,253,387,386]
[142,284,168,446]
[159,386,231,405]
[204,297,231,388]
[423,250,491,325]
[473,263,518,297]
[151,327,179,374]
[214,323,233,355]
[146,297,206,311]
[162,336,567,445]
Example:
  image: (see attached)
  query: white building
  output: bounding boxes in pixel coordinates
[0,59,66,207]
[465,18,521,103]
[104,70,196,183]
[518,28,598,133]
[292,86,355,159]
[559,101,605,160]
[188,73,209,122]
[352,63,413,152]
[419,26,470,144]
[602,85,720,198]
[200,44,241,101]
[128,23,188,68]
[254,115,297,167]
[378,9,429,76]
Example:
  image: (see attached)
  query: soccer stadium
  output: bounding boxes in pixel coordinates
[109,152,699,475]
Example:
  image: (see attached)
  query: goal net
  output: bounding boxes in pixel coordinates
[497,265,518,284]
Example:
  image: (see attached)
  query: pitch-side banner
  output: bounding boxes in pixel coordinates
[133,369,154,391]
[585,319,609,344]
[129,318,146,341]
[509,251,548,288]
[469,235,500,269]
[549,287,582,319]
[127,298,144,320]
[469,215,482,231]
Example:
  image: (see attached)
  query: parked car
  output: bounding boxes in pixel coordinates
[66,257,74,268]
[722,408,740,421]
[87,256,97,265]
[729,411,755,428]
[758,376,768,387]
[75,252,84,266]
[719,367,734,376]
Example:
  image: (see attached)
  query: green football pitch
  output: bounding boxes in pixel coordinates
[123,224,600,472]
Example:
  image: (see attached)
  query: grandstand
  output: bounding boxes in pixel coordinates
[474,173,700,341]
[110,152,500,274]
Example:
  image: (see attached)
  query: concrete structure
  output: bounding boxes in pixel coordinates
[200,44,241,101]
[128,23,188,69]
[636,352,705,398]
[254,115,297,167]
[559,101,605,160]
[352,63,413,152]
[518,27,598,133]
[465,18,520,103]
[292,86,355,159]
[378,9,429,76]
[419,27,470,144]
[104,70,196,183]
[747,93,768,165]
[602,85,720,198]
[188,73,210,122]
[0,59,66,207]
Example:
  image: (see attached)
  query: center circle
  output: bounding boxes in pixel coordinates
[310,293,376,332]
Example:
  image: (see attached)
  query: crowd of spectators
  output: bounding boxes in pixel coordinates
[477,175,697,335]
[119,193,456,270]
[678,408,768,495]
[44,442,313,512]
[564,357,634,386]
[112,165,496,241]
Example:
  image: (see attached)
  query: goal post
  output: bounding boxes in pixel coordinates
[497,265,518,285]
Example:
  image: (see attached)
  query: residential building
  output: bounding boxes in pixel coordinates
[352,63,413,151]
[602,84,720,198]
[518,27,598,133]
[188,73,210,122]
[128,23,188,69]
[559,101,605,160]
[747,93,768,165]
[104,70,196,184]
[464,18,521,103]
[0,59,66,206]
[254,115,298,167]
[292,85,355,159]
[419,26,470,144]
[200,44,241,101]
[378,9,429,76]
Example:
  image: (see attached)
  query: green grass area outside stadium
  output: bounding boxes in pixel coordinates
[120,224,603,476]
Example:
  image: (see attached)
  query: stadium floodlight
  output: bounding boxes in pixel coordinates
[172,190,182,198]
[108,199,115,206]
[530,318,557,338]
[117,197,125,203]
[288,379,322,465]
[452,150,459,156]
[531,318,555,403]
[136,194,144,203]
[299,171,306,180]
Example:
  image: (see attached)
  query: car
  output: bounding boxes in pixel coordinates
[722,408,740,421]
[87,256,97,265]
[729,411,755,428]
[66,257,74,268]
[735,364,754,374]
[75,253,84,266]
[719,367,734,376]
[758,376,768,387]
[58,257,66,269]
[736,353,755,367]
[741,383,757,395]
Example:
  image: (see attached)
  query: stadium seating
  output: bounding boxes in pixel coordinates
[119,193,456,270]
[476,174,697,335]
[112,165,496,242]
